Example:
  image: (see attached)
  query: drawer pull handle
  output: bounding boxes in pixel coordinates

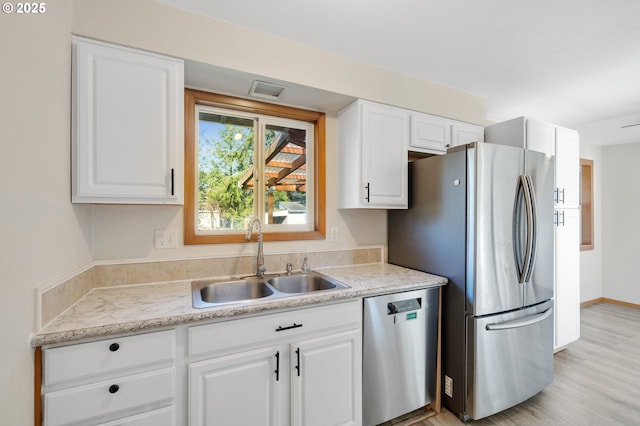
[108,384,120,394]
[275,323,303,332]
[109,343,120,352]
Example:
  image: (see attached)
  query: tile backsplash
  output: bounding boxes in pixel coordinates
[40,247,382,328]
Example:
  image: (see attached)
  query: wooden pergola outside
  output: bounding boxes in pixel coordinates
[238,128,307,224]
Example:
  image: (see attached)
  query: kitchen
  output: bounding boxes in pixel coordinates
[3,1,640,425]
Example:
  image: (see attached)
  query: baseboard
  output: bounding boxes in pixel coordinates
[581,297,640,310]
[580,297,604,308]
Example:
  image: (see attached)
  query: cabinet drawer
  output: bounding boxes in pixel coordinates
[44,367,175,426]
[44,330,176,385]
[98,406,175,426]
[189,301,361,357]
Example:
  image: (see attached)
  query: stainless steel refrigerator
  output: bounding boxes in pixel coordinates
[388,142,555,421]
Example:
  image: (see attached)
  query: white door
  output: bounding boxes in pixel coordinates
[72,37,183,204]
[525,119,555,155]
[361,102,409,208]
[555,127,580,208]
[554,208,581,349]
[451,123,484,147]
[410,113,451,153]
[188,346,281,426]
[291,329,362,426]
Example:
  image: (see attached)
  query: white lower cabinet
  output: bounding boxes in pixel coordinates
[188,301,362,426]
[189,346,282,426]
[40,302,362,426]
[291,329,361,426]
[41,330,177,426]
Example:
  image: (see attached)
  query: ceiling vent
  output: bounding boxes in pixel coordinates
[249,80,288,101]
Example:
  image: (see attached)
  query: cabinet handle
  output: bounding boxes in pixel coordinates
[170,168,175,196]
[295,348,301,377]
[365,183,370,203]
[274,351,280,381]
[109,343,120,352]
[108,384,120,394]
[275,323,303,332]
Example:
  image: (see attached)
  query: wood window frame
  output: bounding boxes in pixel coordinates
[580,158,594,251]
[184,89,326,245]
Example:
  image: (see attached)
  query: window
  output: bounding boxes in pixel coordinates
[184,89,326,244]
[580,158,594,250]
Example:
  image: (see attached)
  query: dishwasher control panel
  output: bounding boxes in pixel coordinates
[388,297,422,323]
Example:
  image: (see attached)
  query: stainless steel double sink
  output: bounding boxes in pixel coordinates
[191,271,350,308]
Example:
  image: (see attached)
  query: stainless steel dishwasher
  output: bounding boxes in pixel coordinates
[363,288,439,426]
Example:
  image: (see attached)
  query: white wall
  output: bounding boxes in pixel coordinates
[0,1,94,424]
[601,142,640,304]
[579,144,602,303]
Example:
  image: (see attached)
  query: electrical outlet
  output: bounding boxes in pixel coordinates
[155,229,177,249]
[330,226,339,242]
[444,375,453,398]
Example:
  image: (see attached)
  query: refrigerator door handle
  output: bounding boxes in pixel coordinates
[523,175,537,283]
[513,175,533,284]
[485,307,553,331]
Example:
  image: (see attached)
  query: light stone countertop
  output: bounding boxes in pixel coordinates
[31,263,446,347]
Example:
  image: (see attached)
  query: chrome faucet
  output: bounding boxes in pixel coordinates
[246,217,266,278]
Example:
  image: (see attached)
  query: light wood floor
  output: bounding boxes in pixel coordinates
[388,302,640,425]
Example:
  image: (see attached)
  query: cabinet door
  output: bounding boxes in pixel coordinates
[452,122,484,146]
[361,102,409,208]
[72,37,183,204]
[291,329,362,426]
[189,346,281,426]
[410,113,451,153]
[555,127,580,207]
[554,208,581,349]
[525,119,555,155]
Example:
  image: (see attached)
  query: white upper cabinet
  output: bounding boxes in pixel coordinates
[337,100,409,209]
[410,113,484,154]
[555,126,580,207]
[525,118,556,156]
[485,116,580,206]
[72,37,184,204]
[410,113,451,153]
[485,116,556,155]
[451,121,485,147]
[337,99,483,209]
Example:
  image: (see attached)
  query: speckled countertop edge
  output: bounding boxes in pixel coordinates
[31,263,446,347]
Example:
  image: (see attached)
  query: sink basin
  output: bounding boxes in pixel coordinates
[191,272,350,308]
[193,278,273,307]
[267,274,348,293]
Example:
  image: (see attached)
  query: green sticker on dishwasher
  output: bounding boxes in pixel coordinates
[407,312,417,320]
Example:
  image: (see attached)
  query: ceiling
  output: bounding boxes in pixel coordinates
[160,0,640,146]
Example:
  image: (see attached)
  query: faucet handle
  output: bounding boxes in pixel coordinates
[301,256,310,273]
[286,263,293,275]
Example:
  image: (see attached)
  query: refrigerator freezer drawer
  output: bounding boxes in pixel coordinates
[466,300,554,420]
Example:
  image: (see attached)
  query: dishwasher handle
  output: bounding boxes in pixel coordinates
[485,308,553,331]
[387,297,422,315]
